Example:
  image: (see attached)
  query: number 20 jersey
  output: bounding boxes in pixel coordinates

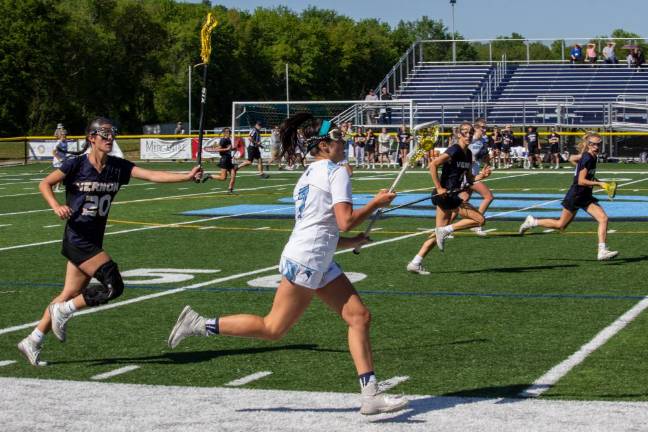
[60,154,134,247]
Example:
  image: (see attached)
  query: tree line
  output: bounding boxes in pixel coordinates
[0,0,643,136]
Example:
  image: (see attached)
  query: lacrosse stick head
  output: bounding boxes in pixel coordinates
[409,123,440,166]
[200,13,219,65]
[603,181,617,200]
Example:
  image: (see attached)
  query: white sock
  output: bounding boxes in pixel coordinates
[529,216,538,227]
[442,225,455,234]
[63,300,77,315]
[412,255,423,265]
[30,328,44,345]
[598,243,607,251]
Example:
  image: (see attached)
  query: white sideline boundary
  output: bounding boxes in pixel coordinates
[2,377,648,431]
[91,365,140,381]
[225,371,273,387]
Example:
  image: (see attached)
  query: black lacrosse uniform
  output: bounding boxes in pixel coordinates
[501,131,514,152]
[218,137,235,170]
[432,144,473,210]
[548,132,561,154]
[398,131,411,150]
[493,133,503,151]
[525,131,539,154]
[562,152,598,212]
[59,154,134,265]
[247,128,262,162]
[365,134,376,152]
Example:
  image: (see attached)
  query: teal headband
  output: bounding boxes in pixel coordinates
[318,120,331,136]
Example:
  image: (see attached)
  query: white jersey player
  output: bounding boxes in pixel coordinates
[167,113,407,416]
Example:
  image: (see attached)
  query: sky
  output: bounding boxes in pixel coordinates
[184,0,646,41]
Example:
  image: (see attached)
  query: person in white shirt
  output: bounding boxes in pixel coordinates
[167,113,407,416]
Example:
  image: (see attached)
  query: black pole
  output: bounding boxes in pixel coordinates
[195,64,209,168]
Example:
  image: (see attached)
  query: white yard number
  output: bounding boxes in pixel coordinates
[120,268,221,285]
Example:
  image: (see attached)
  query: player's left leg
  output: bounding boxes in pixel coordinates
[435,203,485,251]
[317,273,408,415]
[469,182,494,237]
[407,206,452,273]
[586,203,618,260]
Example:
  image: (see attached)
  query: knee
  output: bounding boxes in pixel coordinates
[81,261,124,307]
[599,214,609,224]
[475,213,486,226]
[345,306,372,330]
[263,324,288,341]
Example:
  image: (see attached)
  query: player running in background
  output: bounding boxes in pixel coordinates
[467,118,495,237]
[501,124,514,168]
[201,127,238,193]
[237,120,269,178]
[52,126,72,192]
[406,121,491,275]
[167,113,408,416]
[17,117,202,367]
[519,132,618,261]
[548,127,562,169]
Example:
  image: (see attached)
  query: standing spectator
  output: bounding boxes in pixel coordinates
[354,128,365,168]
[52,126,71,192]
[344,122,355,165]
[627,50,637,68]
[364,89,378,125]
[635,47,645,70]
[585,43,597,65]
[501,124,514,168]
[378,127,391,167]
[602,42,618,64]
[237,121,269,178]
[570,44,583,64]
[270,125,283,168]
[491,126,502,169]
[397,125,411,167]
[378,86,393,124]
[364,129,377,169]
[174,121,184,135]
[524,126,541,169]
[548,127,562,169]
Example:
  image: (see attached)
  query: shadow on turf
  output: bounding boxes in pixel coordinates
[46,344,345,366]
[236,384,530,423]
[545,255,648,265]
[433,263,578,274]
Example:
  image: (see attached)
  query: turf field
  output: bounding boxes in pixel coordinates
[1,162,648,429]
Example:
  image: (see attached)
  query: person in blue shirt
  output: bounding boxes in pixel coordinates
[17,116,202,367]
[519,132,618,261]
[237,121,269,178]
[570,44,583,64]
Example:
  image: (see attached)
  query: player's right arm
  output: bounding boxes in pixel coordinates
[39,170,72,219]
[333,189,395,232]
[430,152,449,195]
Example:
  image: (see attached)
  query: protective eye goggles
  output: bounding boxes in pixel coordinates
[91,126,117,139]
[306,120,342,151]
[587,140,602,146]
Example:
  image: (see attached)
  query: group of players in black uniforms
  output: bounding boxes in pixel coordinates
[18,116,618,377]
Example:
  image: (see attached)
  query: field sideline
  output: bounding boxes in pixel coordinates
[1,162,648,430]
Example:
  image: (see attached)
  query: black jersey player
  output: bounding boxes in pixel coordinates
[407,121,491,275]
[518,132,618,261]
[17,117,202,366]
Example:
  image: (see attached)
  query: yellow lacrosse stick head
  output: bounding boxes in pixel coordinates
[409,124,440,166]
[200,13,219,64]
[602,181,617,200]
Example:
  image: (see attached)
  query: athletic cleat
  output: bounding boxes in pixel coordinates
[360,381,409,415]
[168,306,207,349]
[48,303,71,342]
[518,215,536,235]
[406,262,430,275]
[471,227,488,237]
[435,227,450,252]
[597,249,619,261]
[200,174,212,183]
[259,173,270,179]
[17,337,47,367]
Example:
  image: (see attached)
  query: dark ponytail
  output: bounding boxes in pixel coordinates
[279,113,337,158]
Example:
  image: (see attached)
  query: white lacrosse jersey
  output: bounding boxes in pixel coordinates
[281,159,352,271]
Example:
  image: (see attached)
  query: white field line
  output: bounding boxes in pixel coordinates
[521,296,648,398]
[0,224,11,228]
[0,180,39,186]
[0,204,290,253]
[378,376,410,392]
[607,229,617,234]
[254,226,270,230]
[225,371,273,387]
[0,182,292,217]
[543,229,555,233]
[0,360,16,367]
[0,191,41,199]
[91,365,140,381]
[482,228,497,233]
[401,172,537,193]
[43,224,60,228]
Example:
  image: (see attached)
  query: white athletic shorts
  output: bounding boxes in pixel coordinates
[279,256,343,289]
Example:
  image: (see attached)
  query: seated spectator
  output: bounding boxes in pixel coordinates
[635,48,645,69]
[602,42,618,64]
[364,89,378,125]
[570,44,583,64]
[379,86,393,124]
[627,51,637,68]
[585,43,597,65]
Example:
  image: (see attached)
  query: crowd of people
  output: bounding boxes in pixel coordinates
[569,41,645,68]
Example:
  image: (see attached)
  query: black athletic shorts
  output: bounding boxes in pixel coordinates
[61,236,103,267]
[561,186,599,213]
[399,143,409,150]
[432,191,463,211]
[219,156,235,170]
[528,144,539,155]
[550,144,560,154]
[502,144,511,153]
[247,146,261,162]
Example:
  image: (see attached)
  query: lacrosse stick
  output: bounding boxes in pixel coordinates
[194,13,219,180]
[353,122,439,255]
[379,187,466,216]
[600,181,617,200]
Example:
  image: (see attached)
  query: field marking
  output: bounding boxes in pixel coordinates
[521,296,648,398]
[0,182,292,217]
[254,226,270,230]
[0,191,41,199]
[543,229,555,233]
[0,224,11,228]
[91,365,140,381]
[607,229,617,234]
[225,371,273,387]
[0,360,16,367]
[378,375,410,392]
[43,224,60,228]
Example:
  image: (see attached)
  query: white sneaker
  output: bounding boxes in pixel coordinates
[518,215,536,235]
[597,249,619,261]
[406,262,430,275]
[48,303,71,342]
[360,381,409,415]
[168,306,207,348]
[17,337,47,367]
[435,227,450,251]
[470,227,488,237]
